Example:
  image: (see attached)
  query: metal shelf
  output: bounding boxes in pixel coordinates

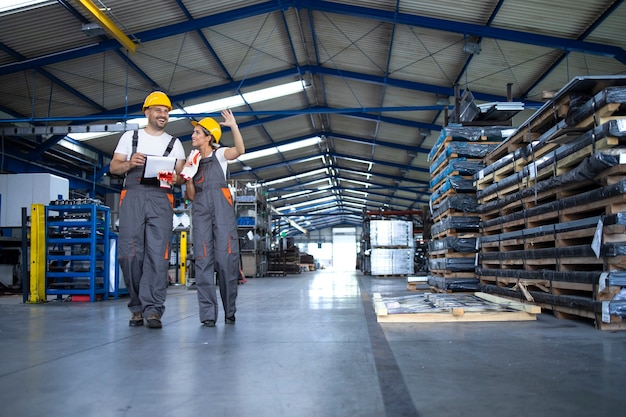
[231,180,270,277]
[45,204,114,302]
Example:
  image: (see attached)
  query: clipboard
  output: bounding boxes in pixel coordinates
[141,155,176,185]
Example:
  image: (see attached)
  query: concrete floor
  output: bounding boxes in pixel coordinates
[1,270,625,417]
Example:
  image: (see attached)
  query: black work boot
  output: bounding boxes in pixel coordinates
[129,312,143,327]
[146,314,162,329]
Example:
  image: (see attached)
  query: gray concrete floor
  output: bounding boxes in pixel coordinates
[0,270,625,417]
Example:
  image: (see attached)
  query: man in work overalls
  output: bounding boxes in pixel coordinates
[110,91,186,329]
[184,109,245,328]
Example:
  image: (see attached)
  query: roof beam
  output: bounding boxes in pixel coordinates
[2,1,623,77]
[304,0,626,64]
[520,0,626,100]
[0,41,106,111]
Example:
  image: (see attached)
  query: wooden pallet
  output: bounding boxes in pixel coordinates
[407,282,432,292]
[266,270,286,277]
[372,292,540,323]
[478,282,626,330]
[537,301,626,331]
[477,135,621,202]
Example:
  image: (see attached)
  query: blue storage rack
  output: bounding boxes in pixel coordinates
[45,204,111,302]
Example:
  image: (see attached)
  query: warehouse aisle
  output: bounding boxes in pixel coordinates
[1,270,625,417]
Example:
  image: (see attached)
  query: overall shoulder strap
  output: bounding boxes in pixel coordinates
[132,130,138,154]
[163,136,177,156]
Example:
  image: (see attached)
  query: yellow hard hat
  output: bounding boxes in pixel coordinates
[191,117,222,143]
[142,91,172,111]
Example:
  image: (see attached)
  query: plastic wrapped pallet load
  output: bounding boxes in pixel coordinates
[370,220,413,247]
[370,248,414,275]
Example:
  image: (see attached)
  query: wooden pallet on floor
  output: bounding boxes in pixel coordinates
[266,270,286,277]
[407,275,430,292]
[372,292,540,323]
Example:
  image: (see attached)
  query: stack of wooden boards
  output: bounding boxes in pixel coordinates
[427,125,511,291]
[474,75,626,330]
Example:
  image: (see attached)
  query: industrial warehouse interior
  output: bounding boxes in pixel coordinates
[1,1,626,416]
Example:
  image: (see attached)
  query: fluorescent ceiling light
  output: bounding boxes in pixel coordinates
[0,0,52,15]
[340,178,371,187]
[339,203,364,210]
[276,196,336,212]
[68,80,307,142]
[278,190,312,200]
[59,138,98,164]
[263,168,327,187]
[262,178,332,202]
[233,137,321,163]
[339,155,373,165]
[184,81,307,114]
[271,190,323,201]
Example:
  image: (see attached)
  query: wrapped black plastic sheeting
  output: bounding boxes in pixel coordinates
[479,283,626,319]
[478,243,625,262]
[430,142,499,174]
[430,177,476,204]
[605,270,626,286]
[430,160,484,189]
[602,212,626,229]
[486,75,626,162]
[477,268,601,285]
[478,283,596,311]
[431,194,478,219]
[478,216,600,246]
[479,150,624,213]
[477,121,626,203]
[609,300,626,318]
[566,86,626,127]
[477,122,564,178]
[428,275,479,292]
[430,216,480,236]
[429,257,476,272]
[429,236,477,253]
[428,125,511,161]
[482,179,626,229]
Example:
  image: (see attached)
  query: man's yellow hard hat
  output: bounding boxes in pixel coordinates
[142,91,172,111]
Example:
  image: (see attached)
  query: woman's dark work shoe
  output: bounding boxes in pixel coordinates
[129,312,143,327]
[225,317,236,325]
[146,315,162,329]
[202,320,216,327]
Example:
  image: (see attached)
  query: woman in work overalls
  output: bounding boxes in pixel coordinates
[184,109,245,327]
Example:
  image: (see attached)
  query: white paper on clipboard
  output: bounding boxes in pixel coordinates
[142,156,176,178]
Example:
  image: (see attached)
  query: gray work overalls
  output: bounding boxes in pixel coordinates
[118,131,177,319]
[192,151,239,322]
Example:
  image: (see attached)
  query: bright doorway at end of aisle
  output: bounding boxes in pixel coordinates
[331,227,357,272]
